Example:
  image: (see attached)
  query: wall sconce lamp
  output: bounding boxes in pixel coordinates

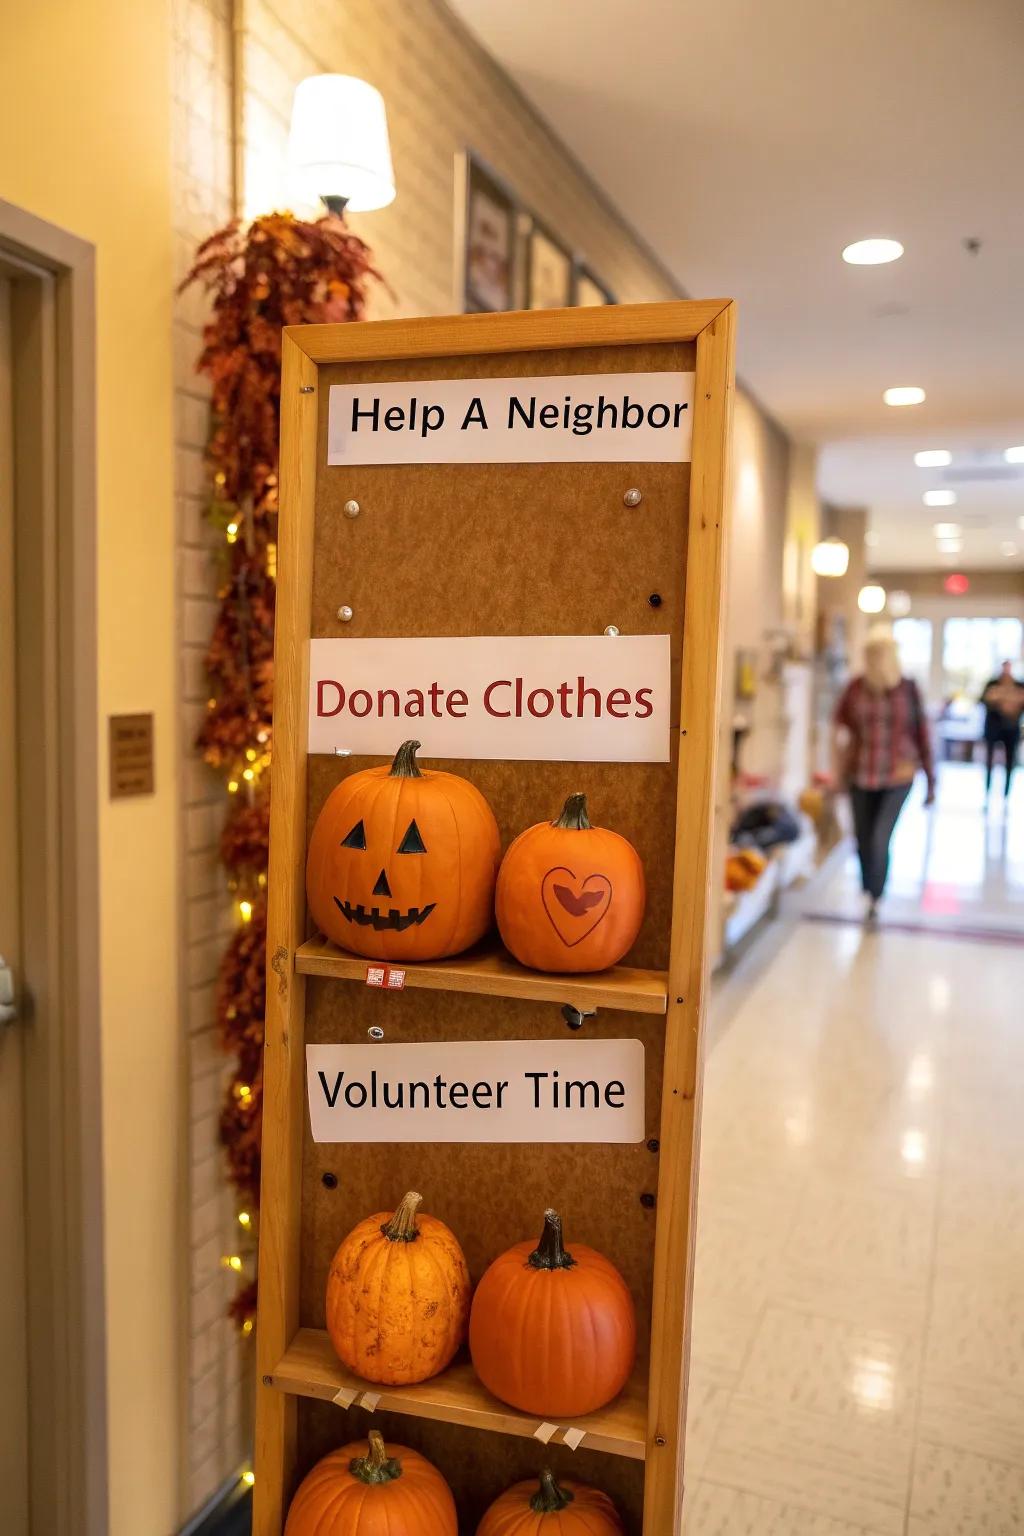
[288,74,396,217]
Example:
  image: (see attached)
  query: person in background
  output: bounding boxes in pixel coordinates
[834,629,935,921]
[980,659,1024,804]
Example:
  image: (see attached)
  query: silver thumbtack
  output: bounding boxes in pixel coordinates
[333,747,351,758]
[299,385,314,394]
[604,625,620,637]
[368,1025,385,1041]
[337,605,353,622]
[623,487,643,507]
[343,499,361,518]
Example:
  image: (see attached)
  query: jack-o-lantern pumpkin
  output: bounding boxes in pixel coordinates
[469,1208,636,1418]
[283,1431,457,1536]
[306,740,501,961]
[495,793,645,973]
[477,1470,624,1536]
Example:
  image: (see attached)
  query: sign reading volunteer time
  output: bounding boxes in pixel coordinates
[327,372,694,465]
[308,633,671,762]
[306,1039,646,1144]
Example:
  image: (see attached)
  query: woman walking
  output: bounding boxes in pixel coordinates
[980,659,1024,805]
[834,630,935,920]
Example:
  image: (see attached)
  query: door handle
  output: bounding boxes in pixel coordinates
[0,955,18,1025]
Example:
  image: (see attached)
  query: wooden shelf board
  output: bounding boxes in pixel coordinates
[270,1328,648,1461]
[294,936,668,1016]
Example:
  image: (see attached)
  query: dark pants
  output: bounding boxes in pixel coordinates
[849,782,912,900]
[985,729,1019,795]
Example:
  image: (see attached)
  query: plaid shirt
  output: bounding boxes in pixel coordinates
[835,677,934,790]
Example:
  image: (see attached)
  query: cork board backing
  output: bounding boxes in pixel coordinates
[296,340,695,1533]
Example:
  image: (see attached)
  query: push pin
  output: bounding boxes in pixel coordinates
[337,604,354,622]
[623,487,643,507]
[333,747,351,758]
[368,1025,385,1041]
[562,1003,598,1031]
[604,625,620,637]
[343,499,360,519]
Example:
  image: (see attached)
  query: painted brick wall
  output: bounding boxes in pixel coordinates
[172,0,683,1521]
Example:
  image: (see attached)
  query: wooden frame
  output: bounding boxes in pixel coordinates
[0,199,105,1536]
[255,299,735,1535]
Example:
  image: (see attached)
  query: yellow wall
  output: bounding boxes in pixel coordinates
[0,2,181,1532]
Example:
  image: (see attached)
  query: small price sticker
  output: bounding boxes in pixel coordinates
[365,964,406,991]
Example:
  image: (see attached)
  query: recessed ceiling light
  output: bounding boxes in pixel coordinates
[842,238,904,266]
[937,538,963,553]
[933,523,961,538]
[923,489,956,507]
[858,584,887,613]
[914,450,952,468]
[1004,445,1024,463]
[884,386,926,406]
[1001,542,1018,557]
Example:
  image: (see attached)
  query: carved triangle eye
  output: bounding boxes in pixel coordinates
[340,820,366,850]
[397,819,427,854]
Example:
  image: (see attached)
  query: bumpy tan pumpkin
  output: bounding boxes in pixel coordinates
[326,1190,471,1385]
[307,739,501,961]
[284,1431,457,1535]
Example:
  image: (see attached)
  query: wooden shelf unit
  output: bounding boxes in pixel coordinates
[295,935,669,1015]
[270,1329,648,1462]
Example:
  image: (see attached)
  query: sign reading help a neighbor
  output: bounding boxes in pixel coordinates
[306,1039,646,1144]
[327,372,694,465]
[308,634,671,763]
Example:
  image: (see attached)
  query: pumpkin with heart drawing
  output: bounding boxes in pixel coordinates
[495,793,645,973]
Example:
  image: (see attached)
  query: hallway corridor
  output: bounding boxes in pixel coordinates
[684,773,1024,1533]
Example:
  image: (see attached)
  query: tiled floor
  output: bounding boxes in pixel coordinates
[684,763,1024,1534]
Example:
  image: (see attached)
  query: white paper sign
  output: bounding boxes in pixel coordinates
[306,1039,646,1144]
[327,372,693,465]
[308,634,671,763]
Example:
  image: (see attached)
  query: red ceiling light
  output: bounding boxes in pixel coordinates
[944,572,970,596]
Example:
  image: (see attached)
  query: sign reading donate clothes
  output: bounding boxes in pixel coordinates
[327,372,694,465]
[309,633,672,762]
[306,1039,646,1144]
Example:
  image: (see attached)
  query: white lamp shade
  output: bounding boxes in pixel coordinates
[858,584,887,614]
[288,74,395,212]
[811,537,850,578]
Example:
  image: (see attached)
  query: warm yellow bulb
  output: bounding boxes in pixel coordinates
[227,780,239,794]
[223,1254,243,1271]
[242,1470,255,1488]
[243,767,255,781]
[242,1318,254,1335]
[245,748,257,761]
[239,900,253,922]
[238,1211,251,1227]
[237,1082,252,1100]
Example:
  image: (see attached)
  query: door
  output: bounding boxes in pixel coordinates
[0,272,30,1531]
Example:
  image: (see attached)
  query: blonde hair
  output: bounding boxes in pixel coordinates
[863,626,902,693]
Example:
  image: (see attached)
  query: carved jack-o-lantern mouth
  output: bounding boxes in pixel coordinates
[333,897,437,932]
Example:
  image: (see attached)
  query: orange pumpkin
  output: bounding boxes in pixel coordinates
[327,1190,471,1385]
[469,1209,636,1418]
[477,1470,624,1536]
[495,793,645,973]
[284,1430,457,1535]
[307,739,500,961]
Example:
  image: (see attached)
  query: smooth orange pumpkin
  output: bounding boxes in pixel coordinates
[495,793,645,973]
[284,1430,457,1536]
[307,739,501,961]
[327,1190,471,1385]
[469,1209,636,1418]
[477,1470,624,1536]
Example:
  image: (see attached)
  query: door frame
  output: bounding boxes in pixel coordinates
[0,198,106,1536]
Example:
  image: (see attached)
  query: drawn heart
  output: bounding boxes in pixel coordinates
[541,867,613,947]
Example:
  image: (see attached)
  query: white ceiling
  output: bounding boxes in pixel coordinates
[449,0,1024,570]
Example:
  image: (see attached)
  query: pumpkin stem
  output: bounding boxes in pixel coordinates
[390,739,423,778]
[382,1190,422,1242]
[349,1429,402,1485]
[530,1469,575,1513]
[552,792,591,830]
[527,1208,576,1271]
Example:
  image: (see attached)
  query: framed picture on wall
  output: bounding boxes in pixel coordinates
[526,221,574,310]
[574,263,616,306]
[459,154,517,313]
